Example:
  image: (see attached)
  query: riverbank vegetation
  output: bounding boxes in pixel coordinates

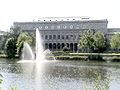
[1,27,120,61]
[45,51,120,62]
[2,26,35,59]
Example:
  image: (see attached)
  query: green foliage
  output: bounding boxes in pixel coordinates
[52,51,69,56]
[79,30,107,53]
[29,32,36,46]
[78,30,94,51]
[16,32,33,57]
[3,26,21,58]
[4,37,17,58]
[9,26,21,40]
[62,46,70,52]
[110,33,120,51]
[4,26,21,45]
[93,32,106,52]
[9,86,18,90]
[55,56,88,60]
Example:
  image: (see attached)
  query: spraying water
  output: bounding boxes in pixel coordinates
[20,28,55,61]
[36,28,46,61]
[22,42,35,60]
[43,49,56,60]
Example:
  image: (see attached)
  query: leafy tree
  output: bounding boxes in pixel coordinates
[17,32,33,57]
[110,33,120,51]
[93,32,106,52]
[79,30,107,52]
[62,46,70,52]
[29,32,36,46]
[5,37,17,58]
[3,26,21,55]
[78,30,94,52]
[9,26,21,40]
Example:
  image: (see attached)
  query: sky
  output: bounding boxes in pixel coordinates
[0,0,120,31]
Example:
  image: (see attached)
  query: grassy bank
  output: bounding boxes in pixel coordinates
[0,51,120,62]
[0,54,19,59]
[51,51,120,62]
[0,54,7,58]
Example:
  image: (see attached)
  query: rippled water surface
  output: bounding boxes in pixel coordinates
[0,59,120,90]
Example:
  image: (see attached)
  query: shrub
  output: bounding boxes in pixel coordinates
[55,56,88,60]
[4,37,17,58]
[52,51,69,56]
[62,46,70,52]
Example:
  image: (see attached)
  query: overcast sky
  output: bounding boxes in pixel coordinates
[0,0,120,31]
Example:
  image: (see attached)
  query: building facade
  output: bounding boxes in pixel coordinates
[14,17,111,51]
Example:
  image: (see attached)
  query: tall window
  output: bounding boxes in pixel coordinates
[71,35,73,37]
[58,35,60,39]
[66,35,69,39]
[45,35,48,39]
[62,35,64,39]
[49,35,52,39]
[53,35,56,39]
[41,35,44,39]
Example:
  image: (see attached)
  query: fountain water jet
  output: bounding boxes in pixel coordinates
[36,28,46,61]
[19,28,55,62]
[43,49,56,60]
[22,42,35,60]
[18,28,56,90]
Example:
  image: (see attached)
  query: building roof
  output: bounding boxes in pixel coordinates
[14,17,108,24]
[36,16,90,21]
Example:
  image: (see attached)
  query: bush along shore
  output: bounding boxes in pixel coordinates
[49,51,120,62]
[0,54,19,59]
[1,51,120,62]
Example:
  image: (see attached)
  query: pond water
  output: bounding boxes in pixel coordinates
[0,59,120,90]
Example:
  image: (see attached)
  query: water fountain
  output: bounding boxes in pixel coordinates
[36,28,46,61]
[22,42,35,60]
[20,28,55,61]
[43,49,56,60]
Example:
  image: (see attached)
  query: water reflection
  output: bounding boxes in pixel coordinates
[0,60,120,90]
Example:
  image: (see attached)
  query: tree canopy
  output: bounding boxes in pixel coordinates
[78,30,94,52]
[93,32,106,52]
[79,30,107,52]
[16,32,33,56]
[110,33,120,51]
[4,26,21,58]
[5,37,17,58]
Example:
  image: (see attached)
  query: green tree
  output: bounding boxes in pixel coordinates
[62,46,70,52]
[29,32,36,46]
[93,32,106,52]
[78,30,94,52]
[17,32,33,57]
[3,26,21,56]
[110,33,120,51]
[9,26,21,40]
[5,37,17,58]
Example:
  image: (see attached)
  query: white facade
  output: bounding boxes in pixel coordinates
[14,17,109,51]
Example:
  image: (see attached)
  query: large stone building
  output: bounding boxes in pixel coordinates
[13,17,119,52]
